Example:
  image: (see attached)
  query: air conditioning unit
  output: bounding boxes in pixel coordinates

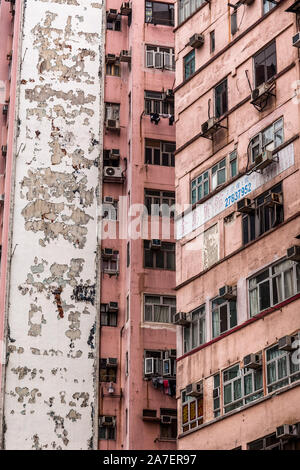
[251,82,271,102]
[160,415,172,424]
[237,198,254,214]
[2,105,8,115]
[201,117,218,137]
[287,245,300,262]
[102,248,114,258]
[219,285,237,301]
[106,9,118,21]
[276,424,299,439]
[188,33,204,48]
[119,50,131,63]
[278,335,298,352]
[0,195,5,203]
[106,358,118,368]
[104,166,123,179]
[243,353,262,369]
[142,409,159,422]
[264,192,283,207]
[108,301,118,312]
[173,312,191,326]
[104,196,114,204]
[105,119,120,130]
[150,239,161,249]
[110,149,120,160]
[99,416,115,427]
[120,2,132,15]
[293,32,300,47]
[186,382,203,398]
[1,145,7,157]
[254,150,273,171]
[106,53,117,64]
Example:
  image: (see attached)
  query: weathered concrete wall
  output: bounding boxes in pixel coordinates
[2,0,103,450]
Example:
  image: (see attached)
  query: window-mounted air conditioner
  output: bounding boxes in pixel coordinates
[286,245,300,262]
[251,82,270,103]
[254,150,273,171]
[105,119,120,130]
[160,415,172,424]
[201,117,218,137]
[173,312,191,326]
[104,196,114,204]
[243,353,262,369]
[264,192,283,207]
[186,382,203,398]
[2,105,8,115]
[293,32,300,48]
[104,166,123,179]
[188,33,204,48]
[142,409,159,422]
[106,358,118,368]
[99,416,115,427]
[106,9,118,21]
[237,198,254,214]
[106,53,117,64]
[278,335,298,352]
[1,145,7,157]
[276,424,299,439]
[119,50,131,63]
[120,2,132,16]
[102,248,114,258]
[108,302,118,312]
[219,285,237,301]
[150,239,161,250]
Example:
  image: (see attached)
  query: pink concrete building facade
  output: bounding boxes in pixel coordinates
[174,0,300,450]
[99,0,177,450]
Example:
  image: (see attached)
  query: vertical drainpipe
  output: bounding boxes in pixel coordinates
[92,0,106,451]
[0,0,24,450]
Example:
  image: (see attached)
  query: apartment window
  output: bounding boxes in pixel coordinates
[249,258,300,317]
[254,41,276,88]
[99,417,116,440]
[160,409,177,440]
[107,17,121,31]
[191,171,209,205]
[100,304,118,327]
[103,149,120,168]
[263,0,277,15]
[212,158,226,191]
[125,352,129,376]
[242,183,283,245]
[106,63,120,76]
[223,364,263,414]
[212,297,237,338]
[102,251,119,275]
[144,295,176,323]
[213,373,221,418]
[247,432,300,450]
[215,79,228,118]
[144,91,174,115]
[183,306,205,353]
[145,139,175,167]
[145,189,175,217]
[178,0,206,24]
[144,241,175,270]
[184,50,195,80]
[250,118,283,163]
[210,30,215,53]
[145,1,174,26]
[103,200,117,221]
[105,103,120,120]
[144,350,163,377]
[181,385,204,433]
[266,342,300,394]
[229,150,238,178]
[145,45,175,71]
[99,359,117,383]
[126,294,129,322]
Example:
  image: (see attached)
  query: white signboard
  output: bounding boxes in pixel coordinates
[176,143,295,240]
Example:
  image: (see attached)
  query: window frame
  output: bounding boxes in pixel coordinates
[143,240,176,271]
[145,44,175,71]
[266,339,300,394]
[144,90,174,115]
[144,294,176,324]
[215,79,228,118]
[99,417,116,440]
[145,139,175,167]
[178,0,207,25]
[250,117,283,163]
[253,40,277,88]
[145,189,175,217]
[106,62,121,77]
[211,296,237,339]
[100,304,118,327]
[145,1,175,26]
[181,385,204,433]
[183,305,206,354]
[105,102,120,121]
[184,49,195,80]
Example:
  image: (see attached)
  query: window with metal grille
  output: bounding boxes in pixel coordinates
[99,359,117,383]
[181,385,204,433]
[144,91,174,115]
[144,240,175,270]
[144,295,176,323]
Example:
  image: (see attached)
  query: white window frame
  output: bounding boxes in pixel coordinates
[266,339,300,394]
[211,297,237,339]
[145,45,175,71]
[144,294,176,323]
[250,117,283,163]
[183,305,206,353]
